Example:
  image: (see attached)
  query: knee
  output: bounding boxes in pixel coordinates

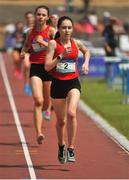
[57,118,66,127]
[67,108,76,119]
[24,63,30,70]
[34,97,43,107]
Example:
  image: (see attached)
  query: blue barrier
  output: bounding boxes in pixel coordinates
[78,56,106,77]
[78,56,121,80]
[119,63,129,104]
[104,57,122,89]
[78,54,129,103]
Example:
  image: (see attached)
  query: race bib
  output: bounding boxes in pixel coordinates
[32,40,46,52]
[56,62,76,73]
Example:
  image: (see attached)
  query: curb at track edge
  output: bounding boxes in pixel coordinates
[79,100,129,154]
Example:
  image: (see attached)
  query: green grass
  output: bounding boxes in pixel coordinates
[80,77,129,140]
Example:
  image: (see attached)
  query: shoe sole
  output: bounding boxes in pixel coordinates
[58,152,67,164]
[67,159,76,163]
[58,157,67,164]
[44,118,51,121]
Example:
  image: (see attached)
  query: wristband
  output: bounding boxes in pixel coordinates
[57,55,62,62]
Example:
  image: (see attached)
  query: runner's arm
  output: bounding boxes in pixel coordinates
[36,27,56,47]
[45,40,62,72]
[49,26,56,39]
[20,32,31,59]
[35,35,48,47]
[76,39,90,75]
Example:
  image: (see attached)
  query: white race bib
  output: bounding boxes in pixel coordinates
[32,41,46,52]
[56,62,76,73]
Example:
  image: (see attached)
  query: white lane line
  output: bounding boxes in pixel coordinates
[0,53,37,180]
[79,100,129,154]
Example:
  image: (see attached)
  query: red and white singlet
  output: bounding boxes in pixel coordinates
[51,38,79,80]
[29,25,51,64]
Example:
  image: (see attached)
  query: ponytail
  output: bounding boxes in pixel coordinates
[54,31,60,39]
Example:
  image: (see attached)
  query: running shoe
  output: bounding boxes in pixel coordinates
[58,145,66,164]
[42,111,51,121]
[67,148,75,162]
[24,83,32,96]
[37,135,45,144]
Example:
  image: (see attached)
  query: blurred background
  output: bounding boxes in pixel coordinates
[0,0,129,23]
[1,0,129,51]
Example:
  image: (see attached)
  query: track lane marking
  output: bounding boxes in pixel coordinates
[0,53,37,180]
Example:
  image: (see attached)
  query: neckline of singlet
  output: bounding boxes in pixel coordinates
[33,25,49,33]
[57,38,74,49]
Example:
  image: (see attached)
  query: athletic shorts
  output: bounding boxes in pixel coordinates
[13,48,22,53]
[51,78,81,99]
[29,64,52,81]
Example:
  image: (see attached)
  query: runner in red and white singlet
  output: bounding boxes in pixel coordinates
[45,16,90,164]
[20,5,56,145]
[29,25,51,64]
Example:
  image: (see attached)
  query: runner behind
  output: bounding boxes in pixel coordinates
[22,11,35,96]
[20,5,56,144]
[12,21,24,79]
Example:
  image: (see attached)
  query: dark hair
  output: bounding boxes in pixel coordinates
[25,11,33,17]
[55,31,60,39]
[55,16,73,39]
[47,18,52,25]
[57,16,73,29]
[34,5,49,16]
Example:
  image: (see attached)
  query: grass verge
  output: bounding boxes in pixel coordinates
[80,77,129,140]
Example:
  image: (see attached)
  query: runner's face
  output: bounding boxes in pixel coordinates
[26,14,35,25]
[51,15,59,25]
[59,20,73,40]
[35,8,48,25]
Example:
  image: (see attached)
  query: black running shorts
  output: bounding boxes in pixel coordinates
[30,64,52,81]
[51,78,81,99]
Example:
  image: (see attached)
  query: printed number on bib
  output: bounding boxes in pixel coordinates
[56,62,76,73]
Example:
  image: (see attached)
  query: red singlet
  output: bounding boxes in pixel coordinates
[51,38,79,80]
[29,25,51,64]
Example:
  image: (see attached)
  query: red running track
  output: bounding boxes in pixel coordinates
[0,52,129,179]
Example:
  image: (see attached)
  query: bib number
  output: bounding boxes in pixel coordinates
[56,62,76,73]
[32,41,46,52]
